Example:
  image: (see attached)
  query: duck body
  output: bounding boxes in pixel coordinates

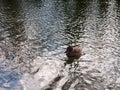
[65,46,82,60]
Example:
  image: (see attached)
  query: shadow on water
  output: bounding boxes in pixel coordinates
[62,0,88,46]
[1,0,26,47]
[65,59,75,64]
[44,75,63,90]
[0,0,26,90]
[0,0,36,72]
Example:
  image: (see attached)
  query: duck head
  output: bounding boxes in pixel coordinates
[65,46,73,53]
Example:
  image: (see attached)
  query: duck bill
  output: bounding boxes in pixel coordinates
[64,51,67,53]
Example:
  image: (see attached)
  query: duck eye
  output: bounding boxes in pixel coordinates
[68,46,73,51]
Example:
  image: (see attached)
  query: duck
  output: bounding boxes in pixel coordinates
[65,46,82,64]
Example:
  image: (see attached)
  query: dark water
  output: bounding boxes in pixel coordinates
[0,0,120,90]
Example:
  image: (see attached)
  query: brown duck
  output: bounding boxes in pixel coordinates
[65,46,82,60]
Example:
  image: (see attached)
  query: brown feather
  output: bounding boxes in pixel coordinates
[65,46,82,59]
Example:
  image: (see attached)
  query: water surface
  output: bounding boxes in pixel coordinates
[0,0,120,90]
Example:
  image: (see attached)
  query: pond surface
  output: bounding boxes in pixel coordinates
[0,0,120,90]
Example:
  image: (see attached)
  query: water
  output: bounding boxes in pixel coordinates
[0,0,120,90]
